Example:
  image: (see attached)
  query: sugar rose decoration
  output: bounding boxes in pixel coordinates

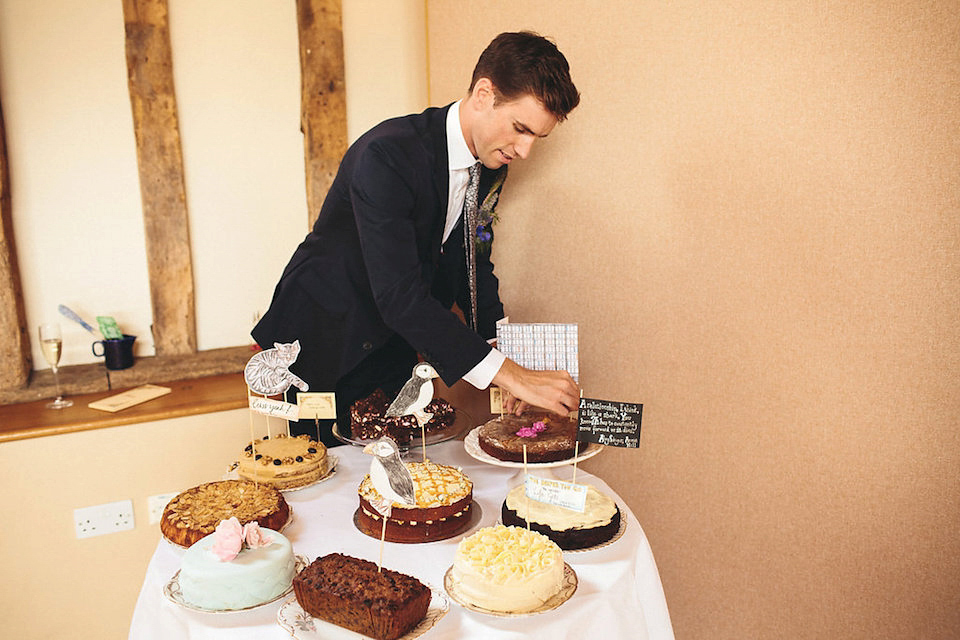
[211,517,274,561]
[515,420,547,439]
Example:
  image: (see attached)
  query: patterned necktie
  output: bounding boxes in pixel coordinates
[462,162,482,331]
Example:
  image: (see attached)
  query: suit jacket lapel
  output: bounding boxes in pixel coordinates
[427,104,453,262]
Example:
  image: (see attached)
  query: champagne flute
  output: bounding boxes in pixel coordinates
[39,323,73,409]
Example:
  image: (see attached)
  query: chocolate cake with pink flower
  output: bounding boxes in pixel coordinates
[477,411,579,463]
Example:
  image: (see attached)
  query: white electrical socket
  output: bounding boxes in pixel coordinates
[73,499,135,539]
[147,493,177,525]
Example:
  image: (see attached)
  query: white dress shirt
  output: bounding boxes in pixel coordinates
[444,101,505,389]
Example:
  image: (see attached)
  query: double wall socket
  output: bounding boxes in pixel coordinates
[73,499,135,539]
[147,493,178,525]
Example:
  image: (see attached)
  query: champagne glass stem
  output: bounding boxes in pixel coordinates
[52,366,64,402]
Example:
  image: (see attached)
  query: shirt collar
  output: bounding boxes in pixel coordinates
[446,100,476,172]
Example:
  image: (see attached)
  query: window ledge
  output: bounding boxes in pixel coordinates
[0,346,254,443]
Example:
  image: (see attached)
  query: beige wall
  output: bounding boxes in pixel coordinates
[429,1,959,638]
[1,1,958,639]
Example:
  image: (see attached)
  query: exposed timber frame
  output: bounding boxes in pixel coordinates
[0,0,346,405]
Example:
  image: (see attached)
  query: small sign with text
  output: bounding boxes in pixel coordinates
[524,474,588,512]
[577,398,642,448]
[249,396,300,421]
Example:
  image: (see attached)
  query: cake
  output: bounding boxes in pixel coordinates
[161,480,290,547]
[178,520,296,610]
[293,553,431,640]
[237,433,328,489]
[350,389,456,444]
[450,524,565,613]
[501,484,622,550]
[356,460,473,542]
[478,411,580,462]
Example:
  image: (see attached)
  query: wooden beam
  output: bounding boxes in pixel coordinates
[296,0,348,227]
[122,0,197,355]
[0,99,32,389]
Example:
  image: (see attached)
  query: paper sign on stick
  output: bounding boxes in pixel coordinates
[249,396,300,421]
[489,387,503,414]
[577,398,642,448]
[525,474,588,512]
[297,392,337,419]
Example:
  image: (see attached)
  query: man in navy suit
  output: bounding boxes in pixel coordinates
[253,32,581,444]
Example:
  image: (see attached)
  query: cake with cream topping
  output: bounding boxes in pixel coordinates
[501,484,621,550]
[450,524,565,613]
[356,460,473,542]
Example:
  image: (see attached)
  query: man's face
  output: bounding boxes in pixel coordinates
[468,82,558,169]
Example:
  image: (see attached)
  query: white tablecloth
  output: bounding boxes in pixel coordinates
[129,439,674,639]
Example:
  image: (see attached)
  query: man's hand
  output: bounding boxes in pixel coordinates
[492,358,579,417]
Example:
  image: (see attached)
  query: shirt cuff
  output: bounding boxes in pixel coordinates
[462,347,506,390]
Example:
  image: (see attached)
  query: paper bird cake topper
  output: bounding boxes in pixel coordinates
[385,363,439,426]
[362,437,416,517]
[244,340,309,396]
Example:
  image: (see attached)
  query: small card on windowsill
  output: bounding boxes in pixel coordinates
[88,384,172,413]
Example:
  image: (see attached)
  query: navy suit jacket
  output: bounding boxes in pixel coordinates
[253,105,505,395]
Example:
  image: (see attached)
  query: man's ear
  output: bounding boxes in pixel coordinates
[471,77,496,107]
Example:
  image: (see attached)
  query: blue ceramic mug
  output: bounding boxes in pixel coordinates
[92,334,136,370]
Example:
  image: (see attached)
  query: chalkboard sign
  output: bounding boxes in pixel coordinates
[577,398,642,448]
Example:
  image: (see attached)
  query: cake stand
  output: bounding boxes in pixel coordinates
[332,404,473,458]
[462,426,603,485]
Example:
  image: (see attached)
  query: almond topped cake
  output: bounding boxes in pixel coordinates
[160,480,290,547]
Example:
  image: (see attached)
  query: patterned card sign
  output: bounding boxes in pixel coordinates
[525,474,588,512]
[496,323,579,382]
[577,398,642,448]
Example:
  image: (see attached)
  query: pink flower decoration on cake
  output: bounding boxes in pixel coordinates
[242,522,273,549]
[211,517,244,561]
[516,420,548,438]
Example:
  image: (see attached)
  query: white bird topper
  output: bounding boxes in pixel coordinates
[385,363,439,426]
[362,436,416,517]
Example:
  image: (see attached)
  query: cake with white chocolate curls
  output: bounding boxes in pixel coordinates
[356,460,473,542]
[237,433,328,489]
[501,484,621,550]
[350,389,455,444]
[478,410,579,462]
[451,524,565,613]
[160,480,290,547]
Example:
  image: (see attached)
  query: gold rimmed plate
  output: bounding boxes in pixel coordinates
[443,563,577,617]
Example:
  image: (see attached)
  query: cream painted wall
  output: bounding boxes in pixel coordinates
[428,1,959,638]
[0,0,427,368]
[0,408,251,639]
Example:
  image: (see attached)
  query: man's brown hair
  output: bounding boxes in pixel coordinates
[469,31,580,122]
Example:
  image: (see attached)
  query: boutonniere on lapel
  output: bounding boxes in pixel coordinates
[474,167,508,254]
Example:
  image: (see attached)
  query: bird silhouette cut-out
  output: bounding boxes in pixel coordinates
[385,363,439,426]
[362,437,416,516]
